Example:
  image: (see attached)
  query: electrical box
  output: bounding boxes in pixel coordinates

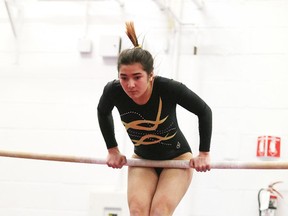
[78,38,92,53]
[104,207,122,216]
[99,35,121,57]
[89,191,128,216]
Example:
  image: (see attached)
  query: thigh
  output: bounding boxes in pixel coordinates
[154,167,193,204]
[127,166,159,213]
[151,153,193,212]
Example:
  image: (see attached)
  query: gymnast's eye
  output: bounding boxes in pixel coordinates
[120,76,127,81]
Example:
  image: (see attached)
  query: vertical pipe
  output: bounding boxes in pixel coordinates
[4,0,17,38]
[171,0,184,81]
[191,0,204,10]
[5,0,20,64]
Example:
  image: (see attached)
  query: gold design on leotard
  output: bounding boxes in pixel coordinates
[132,133,176,146]
[123,97,167,131]
[122,97,176,146]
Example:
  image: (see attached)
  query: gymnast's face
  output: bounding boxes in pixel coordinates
[119,63,153,105]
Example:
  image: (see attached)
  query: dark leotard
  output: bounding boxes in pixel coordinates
[97,76,212,160]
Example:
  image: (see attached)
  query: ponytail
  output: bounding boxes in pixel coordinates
[125,21,141,48]
[118,21,154,74]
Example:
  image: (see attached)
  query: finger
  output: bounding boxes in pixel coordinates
[190,159,203,171]
[189,159,195,168]
[107,161,120,168]
[198,164,211,172]
[115,157,127,168]
[121,156,127,165]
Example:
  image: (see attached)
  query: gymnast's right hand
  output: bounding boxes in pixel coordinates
[106,147,127,169]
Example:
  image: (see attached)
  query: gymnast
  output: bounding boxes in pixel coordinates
[97,21,212,216]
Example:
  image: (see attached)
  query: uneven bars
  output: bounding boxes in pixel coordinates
[0,150,288,169]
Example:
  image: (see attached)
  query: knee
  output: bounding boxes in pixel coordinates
[150,197,174,216]
[150,205,172,216]
[129,200,149,216]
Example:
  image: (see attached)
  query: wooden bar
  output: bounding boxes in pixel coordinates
[0,150,288,169]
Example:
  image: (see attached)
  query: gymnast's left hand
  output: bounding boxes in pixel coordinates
[190,152,211,172]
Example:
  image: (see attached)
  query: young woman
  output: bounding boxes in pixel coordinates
[97,22,212,216]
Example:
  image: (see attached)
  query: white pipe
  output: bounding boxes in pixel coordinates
[4,0,17,38]
[191,0,204,10]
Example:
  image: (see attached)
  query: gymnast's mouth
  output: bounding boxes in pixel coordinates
[128,90,137,94]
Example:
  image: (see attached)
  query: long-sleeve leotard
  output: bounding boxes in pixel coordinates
[97,76,212,160]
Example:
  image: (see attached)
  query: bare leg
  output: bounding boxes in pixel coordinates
[150,153,193,216]
[128,166,158,216]
[127,152,193,216]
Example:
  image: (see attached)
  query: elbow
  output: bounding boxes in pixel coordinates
[203,103,212,118]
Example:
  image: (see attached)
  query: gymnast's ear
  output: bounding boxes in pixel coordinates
[149,72,154,81]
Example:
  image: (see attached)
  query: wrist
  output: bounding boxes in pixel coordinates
[108,146,120,154]
[199,151,210,156]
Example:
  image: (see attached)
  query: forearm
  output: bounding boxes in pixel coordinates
[198,104,212,152]
[97,110,118,149]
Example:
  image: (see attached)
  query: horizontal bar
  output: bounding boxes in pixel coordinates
[0,150,288,169]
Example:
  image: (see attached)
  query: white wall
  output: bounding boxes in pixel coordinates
[0,0,287,216]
